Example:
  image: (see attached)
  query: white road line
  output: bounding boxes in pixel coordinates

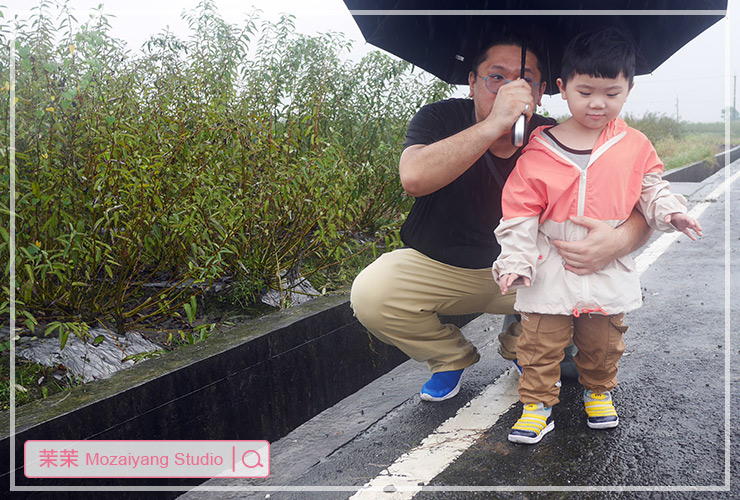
[350,167,739,499]
[635,167,740,275]
[349,369,519,499]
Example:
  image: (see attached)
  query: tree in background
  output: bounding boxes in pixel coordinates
[720,107,739,121]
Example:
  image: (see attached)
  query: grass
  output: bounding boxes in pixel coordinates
[656,134,720,171]
[0,345,81,411]
[656,122,739,171]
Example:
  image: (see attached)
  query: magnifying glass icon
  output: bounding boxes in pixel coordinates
[241,450,264,468]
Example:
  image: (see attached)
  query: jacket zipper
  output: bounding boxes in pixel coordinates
[578,169,590,305]
[580,131,626,309]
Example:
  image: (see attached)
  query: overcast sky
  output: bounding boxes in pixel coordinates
[3,0,738,123]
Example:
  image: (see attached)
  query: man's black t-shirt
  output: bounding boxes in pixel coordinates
[400,98,556,269]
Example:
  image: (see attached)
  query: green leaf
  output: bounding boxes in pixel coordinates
[183,295,197,326]
[45,322,60,337]
[24,319,36,333]
[24,264,34,282]
[60,328,70,350]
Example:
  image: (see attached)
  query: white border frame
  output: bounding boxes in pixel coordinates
[7,8,732,494]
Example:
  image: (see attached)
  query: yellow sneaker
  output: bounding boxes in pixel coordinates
[508,403,554,444]
[584,390,619,429]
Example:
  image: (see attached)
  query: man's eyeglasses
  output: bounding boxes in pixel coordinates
[477,73,540,94]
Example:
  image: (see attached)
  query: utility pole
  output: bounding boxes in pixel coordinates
[734,73,737,118]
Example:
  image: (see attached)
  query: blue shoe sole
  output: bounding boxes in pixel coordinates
[419,384,461,402]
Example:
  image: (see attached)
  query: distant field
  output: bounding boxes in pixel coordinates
[619,114,739,171]
[657,122,739,171]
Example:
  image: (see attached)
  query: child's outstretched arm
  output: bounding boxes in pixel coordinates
[666,213,703,241]
[499,273,531,295]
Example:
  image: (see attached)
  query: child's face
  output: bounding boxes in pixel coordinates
[556,73,632,131]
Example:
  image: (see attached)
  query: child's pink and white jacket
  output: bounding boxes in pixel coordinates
[492,118,687,316]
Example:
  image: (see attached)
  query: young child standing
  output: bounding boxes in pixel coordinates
[492,28,702,445]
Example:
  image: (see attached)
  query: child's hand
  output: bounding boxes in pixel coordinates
[499,273,530,295]
[665,213,703,241]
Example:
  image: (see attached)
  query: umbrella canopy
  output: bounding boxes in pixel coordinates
[343,0,727,94]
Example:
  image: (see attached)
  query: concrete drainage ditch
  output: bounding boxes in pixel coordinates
[1,291,476,499]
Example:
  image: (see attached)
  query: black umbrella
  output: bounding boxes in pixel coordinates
[343,0,727,94]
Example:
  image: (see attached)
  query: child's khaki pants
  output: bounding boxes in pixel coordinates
[518,312,628,407]
[350,248,519,373]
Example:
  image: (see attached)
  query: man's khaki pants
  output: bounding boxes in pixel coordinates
[518,312,628,407]
[350,248,519,373]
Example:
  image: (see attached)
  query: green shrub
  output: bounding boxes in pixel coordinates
[623,111,682,145]
[0,0,453,339]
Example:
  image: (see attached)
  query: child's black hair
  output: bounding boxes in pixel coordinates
[560,27,636,87]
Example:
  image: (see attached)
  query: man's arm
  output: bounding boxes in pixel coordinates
[552,208,653,275]
[399,80,535,197]
[400,121,502,197]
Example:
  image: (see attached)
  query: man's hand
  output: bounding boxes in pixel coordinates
[482,79,536,137]
[552,216,626,275]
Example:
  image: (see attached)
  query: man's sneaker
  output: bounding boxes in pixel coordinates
[508,402,554,444]
[560,343,579,380]
[420,368,465,402]
[583,390,619,429]
[512,358,561,388]
[512,358,523,375]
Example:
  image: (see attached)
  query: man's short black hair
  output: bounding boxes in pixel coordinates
[560,27,636,87]
[471,33,547,84]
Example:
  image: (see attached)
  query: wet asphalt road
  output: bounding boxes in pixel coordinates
[182,162,739,499]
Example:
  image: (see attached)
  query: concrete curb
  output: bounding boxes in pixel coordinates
[1,292,476,498]
[662,145,740,183]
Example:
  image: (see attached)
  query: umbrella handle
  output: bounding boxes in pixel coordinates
[512,114,526,147]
